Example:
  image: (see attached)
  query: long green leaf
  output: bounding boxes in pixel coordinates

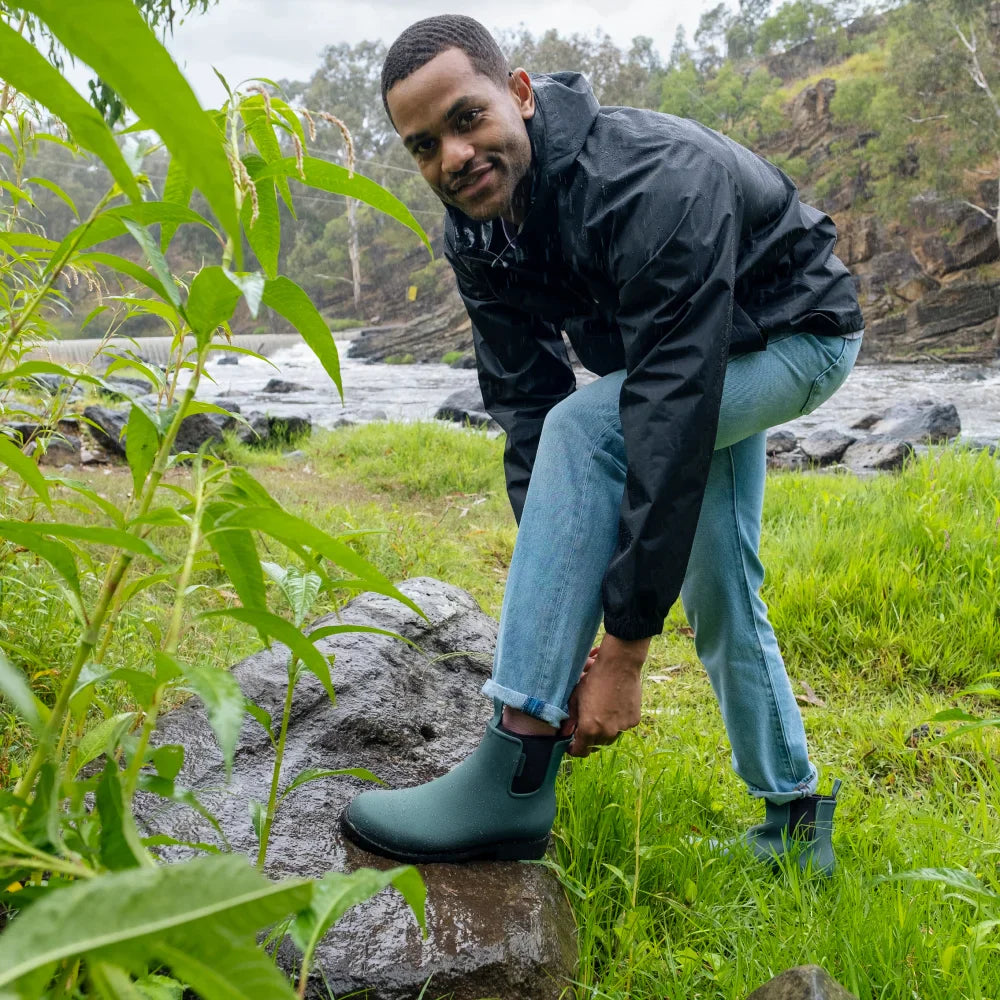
[280,767,383,804]
[126,404,159,496]
[96,760,151,871]
[0,856,311,987]
[219,507,424,619]
[18,522,165,562]
[260,156,430,253]
[205,526,267,614]
[203,608,336,704]
[0,19,139,201]
[261,276,341,399]
[122,219,182,311]
[160,156,194,253]
[157,929,299,1000]
[90,961,146,1000]
[241,153,280,279]
[289,866,426,964]
[19,0,238,243]
[184,666,246,777]
[0,653,42,734]
[185,266,243,347]
[0,521,81,602]
[77,251,171,301]
[74,712,138,776]
[0,436,50,509]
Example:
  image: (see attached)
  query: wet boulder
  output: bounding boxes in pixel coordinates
[135,578,577,1000]
[841,437,914,473]
[868,400,960,443]
[262,378,311,394]
[434,387,495,428]
[745,965,858,999]
[799,429,857,465]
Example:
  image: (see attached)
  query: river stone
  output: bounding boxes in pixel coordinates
[799,429,857,465]
[135,578,577,1000]
[435,387,495,428]
[869,400,960,443]
[767,447,809,471]
[745,965,858,999]
[842,437,914,472]
[766,429,798,455]
[83,405,128,455]
[262,378,310,394]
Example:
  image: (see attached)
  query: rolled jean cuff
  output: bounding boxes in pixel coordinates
[746,765,818,805]
[480,680,569,727]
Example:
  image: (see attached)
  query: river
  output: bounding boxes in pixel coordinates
[195,338,1000,444]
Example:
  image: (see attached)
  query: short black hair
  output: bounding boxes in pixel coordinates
[381,15,510,124]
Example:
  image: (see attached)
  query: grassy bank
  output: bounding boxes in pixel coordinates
[2,423,999,998]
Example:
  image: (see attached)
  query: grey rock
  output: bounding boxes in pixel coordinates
[870,400,961,443]
[136,578,576,1000]
[799,429,857,465]
[35,436,81,466]
[217,353,240,366]
[767,447,809,471]
[850,412,883,431]
[174,412,229,454]
[435,387,496,429]
[262,378,310,394]
[101,376,153,399]
[28,373,85,400]
[83,405,128,455]
[282,450,307,461]
[234,412,271,446]
[766,429,798,455]
[449,353,478,369]
[266,414,312,443]
[842,437,914,472]
[746,965,858,999]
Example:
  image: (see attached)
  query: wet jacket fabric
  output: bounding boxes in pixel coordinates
[444,72,865,641]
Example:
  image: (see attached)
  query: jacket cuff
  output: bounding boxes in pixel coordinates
[603,614,664,642]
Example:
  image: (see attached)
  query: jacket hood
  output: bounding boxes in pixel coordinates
[526,72,600,178]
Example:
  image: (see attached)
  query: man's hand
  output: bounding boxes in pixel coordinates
[559,634,650,757]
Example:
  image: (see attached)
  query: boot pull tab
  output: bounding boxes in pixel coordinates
[831,778,842,799]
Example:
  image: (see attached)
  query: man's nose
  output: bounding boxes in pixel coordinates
[440,135,475,175]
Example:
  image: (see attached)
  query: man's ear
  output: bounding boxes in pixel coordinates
[509,68,535,120]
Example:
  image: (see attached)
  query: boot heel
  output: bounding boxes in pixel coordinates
[493,835,550,861]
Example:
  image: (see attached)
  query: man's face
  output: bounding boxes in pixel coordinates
[386,47,535,224]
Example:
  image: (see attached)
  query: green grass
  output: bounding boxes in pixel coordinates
[3,423,1000,998]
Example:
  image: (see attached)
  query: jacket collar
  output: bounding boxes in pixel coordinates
[447,72,600,253]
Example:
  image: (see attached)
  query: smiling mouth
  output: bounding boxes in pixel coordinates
[450,164,495,199]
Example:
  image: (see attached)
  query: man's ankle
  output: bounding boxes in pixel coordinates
[501,706,558,736]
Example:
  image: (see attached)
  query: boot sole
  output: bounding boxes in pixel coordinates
[340,811,550,864]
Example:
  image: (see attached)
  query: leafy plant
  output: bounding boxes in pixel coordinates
[0,2,430,995]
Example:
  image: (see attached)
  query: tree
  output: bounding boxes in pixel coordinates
[499,26,664,108]
[1,0,218,122]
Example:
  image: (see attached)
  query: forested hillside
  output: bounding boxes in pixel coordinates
[13,0,1000,360]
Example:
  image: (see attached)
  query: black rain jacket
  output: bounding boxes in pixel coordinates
[444,72,865,641]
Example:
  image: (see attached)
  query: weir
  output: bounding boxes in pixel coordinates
[29,334,305,367]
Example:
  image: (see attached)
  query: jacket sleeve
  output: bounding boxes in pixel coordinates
[449,258,577,523]
[598,151,742,640]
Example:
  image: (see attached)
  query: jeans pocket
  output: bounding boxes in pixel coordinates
[799,337,858,415]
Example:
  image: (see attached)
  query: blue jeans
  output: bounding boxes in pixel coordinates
[482,332,862,803]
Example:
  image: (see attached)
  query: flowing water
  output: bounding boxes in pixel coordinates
[199,338,1000,443]
[42,334,1000,441]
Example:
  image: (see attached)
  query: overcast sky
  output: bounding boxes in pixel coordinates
[155,0,717,103]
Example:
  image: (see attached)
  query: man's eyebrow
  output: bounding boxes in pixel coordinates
[402,96,480,148]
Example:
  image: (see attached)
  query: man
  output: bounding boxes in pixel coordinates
[342,14,863,873]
